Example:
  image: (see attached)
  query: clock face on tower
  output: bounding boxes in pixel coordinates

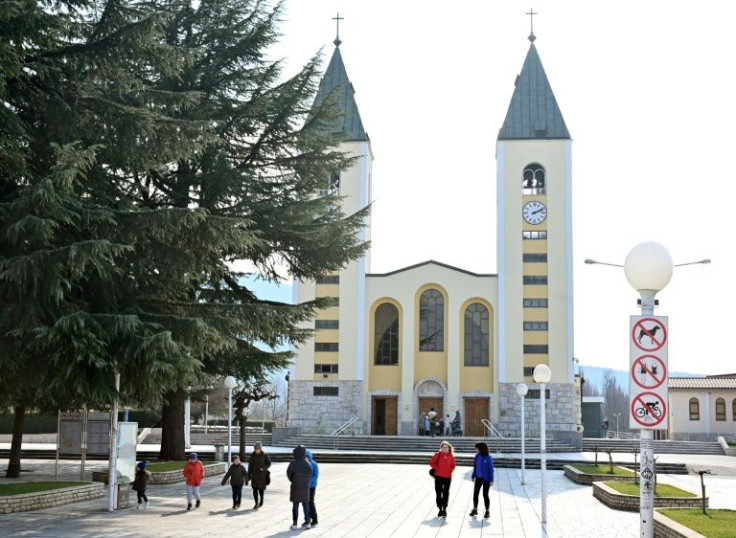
[522,201,547,225]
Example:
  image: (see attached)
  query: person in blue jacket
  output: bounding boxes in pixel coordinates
[469,441,494,519]
[305,449,320,527]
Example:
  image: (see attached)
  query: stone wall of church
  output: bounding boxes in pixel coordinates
[497,382,580,446]
[287,380,365,434]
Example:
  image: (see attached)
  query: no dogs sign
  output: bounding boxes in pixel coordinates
[629,316,669,430]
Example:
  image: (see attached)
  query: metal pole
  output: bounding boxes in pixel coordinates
[639,291,656,538]
[227,387,233,468]
[204,395,209,434]
[540,382,547,525]
[184,389,191,449]
[520,394,526,485]
[107,371,120,512]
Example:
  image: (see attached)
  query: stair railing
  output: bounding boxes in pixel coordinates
[481,419,502,439]
[330,416,360,449]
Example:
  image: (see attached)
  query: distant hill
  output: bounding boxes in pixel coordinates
[580,365,704,393]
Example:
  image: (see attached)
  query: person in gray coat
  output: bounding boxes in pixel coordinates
[286,445,313,530]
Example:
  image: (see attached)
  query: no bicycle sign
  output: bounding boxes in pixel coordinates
[629,316,669,430]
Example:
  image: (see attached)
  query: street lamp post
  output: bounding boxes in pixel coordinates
[533,364,552,526]
[224,376,237,467]
[516,383,529,485]
[624,242,673,538]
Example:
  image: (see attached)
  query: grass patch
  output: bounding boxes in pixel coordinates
[570,464,635,476]
[605,481,696,497]
[659,509,736,538]
[146,461,187,472]
[0,482,86,496]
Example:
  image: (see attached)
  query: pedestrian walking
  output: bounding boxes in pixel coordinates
[221,455,248,509]
[469,442,494,519]
[286,445,313,530]
[429,440,456,518]
[423,414,430,437]
[305,449,320,527]
[183,452,205,511]
[248,441,271,509]
[132,460,151,509]
[445,414,451,436]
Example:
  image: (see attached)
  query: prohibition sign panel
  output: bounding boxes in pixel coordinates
[631,355,668,390]
[631,316,668,352]
[630,391,668,429]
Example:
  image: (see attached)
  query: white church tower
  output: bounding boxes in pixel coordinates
[287,31,373,433]
[495,31,579,440]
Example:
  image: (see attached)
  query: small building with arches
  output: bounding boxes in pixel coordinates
[668,375,736,441]
[287,28,579,443]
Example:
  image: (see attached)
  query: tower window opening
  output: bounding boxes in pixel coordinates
[522,164,546,195]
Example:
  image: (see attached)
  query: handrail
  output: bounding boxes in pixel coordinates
[331,417,359,436]
[481,419,502,439]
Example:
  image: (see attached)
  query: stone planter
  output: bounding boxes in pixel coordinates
[0,483,105,514]
[563,464,636,485]
[93,462,226,485]
[592,481,707,512]
[653,510,707,538]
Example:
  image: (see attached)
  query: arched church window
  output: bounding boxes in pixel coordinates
[689,398,700,421]
[522,163,546,195]
[716,398,726,421]
[419,289,444,351]
[374,303,399,365]
[732,398,736,421]
[464,303,489,366]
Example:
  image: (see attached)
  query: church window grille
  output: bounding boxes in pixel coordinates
[523,276,548,285]
[716,398,726,421]
[522,230,547,239]
[315,342,338,352]
[522,164,546,194]
[523,253,547,262]
[689,398,700,421]
[316,275,340,284]
[419,289,444,351]
[523,298,548,308]
[527,389,550,399]
[523,344,548,354]
[318,172,340,196]
[315,320,339,329]
[523,321,548,331]
[374,303,399,365]
[313,387,339,396]
[464,303,490,366]
[314,364,338,373]
[326,297,339,306]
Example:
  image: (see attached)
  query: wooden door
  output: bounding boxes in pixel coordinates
[419,397,443,435]
[464,398,489,437]
[372,397,398,435]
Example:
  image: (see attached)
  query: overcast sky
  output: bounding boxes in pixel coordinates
[265,1,735,377]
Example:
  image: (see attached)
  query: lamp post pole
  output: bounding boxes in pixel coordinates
[614,413,621,439]
[224,376,237,467]
[533,364,552,527]
[516,383,529,485]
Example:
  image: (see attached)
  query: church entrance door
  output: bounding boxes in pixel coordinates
[419,398,443,435]
[464,398,489,437]
[372,397,397,435]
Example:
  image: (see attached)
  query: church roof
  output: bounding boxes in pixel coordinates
[312,42,369,142]
[498,43,570,140]
[367,260,496,278]
[669,375,736,390]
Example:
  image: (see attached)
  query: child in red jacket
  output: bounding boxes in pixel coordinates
[183,452,205,510]
[429,440,456,518]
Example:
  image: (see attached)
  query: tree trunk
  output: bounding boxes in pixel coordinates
[238,414,247,460]
[6,404,26,478]
[159,389,186,461]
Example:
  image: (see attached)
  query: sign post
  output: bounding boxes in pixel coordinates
[629,315,668,538]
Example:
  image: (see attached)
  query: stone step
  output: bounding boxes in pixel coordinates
[582,438,724,455]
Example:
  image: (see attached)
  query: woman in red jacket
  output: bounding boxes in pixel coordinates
[429,440,456,518]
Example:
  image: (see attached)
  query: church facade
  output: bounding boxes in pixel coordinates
[287,32,581,444]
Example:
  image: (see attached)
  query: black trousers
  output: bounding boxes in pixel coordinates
[434,476,451,508]
[309,487,318,523]
[136,490,148,504]
[231,484,242,506]
[472,479,491,509]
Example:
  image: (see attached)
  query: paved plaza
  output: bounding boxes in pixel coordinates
[2,450,736,537]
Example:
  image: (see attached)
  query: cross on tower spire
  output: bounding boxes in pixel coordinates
[332,12,344,47]
[526,8,538,43]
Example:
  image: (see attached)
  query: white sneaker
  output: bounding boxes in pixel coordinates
[144,501,149,509]
[137,504,142,510]
[290,524,299,530]
[304,524,311,529]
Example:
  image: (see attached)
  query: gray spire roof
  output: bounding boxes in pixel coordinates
[312,44,369,142]
[498,44,570,140]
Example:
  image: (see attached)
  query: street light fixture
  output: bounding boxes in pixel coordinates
[516,383,529,485]
[533,363,552,527]
[224,376,237,467]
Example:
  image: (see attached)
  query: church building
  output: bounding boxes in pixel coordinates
[288,28,581,444]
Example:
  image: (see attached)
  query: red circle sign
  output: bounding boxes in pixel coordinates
[632,318,667,352]
[631,355,667,389]
[631,392,667,427]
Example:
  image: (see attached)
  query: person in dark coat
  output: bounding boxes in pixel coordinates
[132,460,151,509]
[220,455,248,509]
[286,444,313,530]
[469,442,494,519]
[248,441,271,509]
